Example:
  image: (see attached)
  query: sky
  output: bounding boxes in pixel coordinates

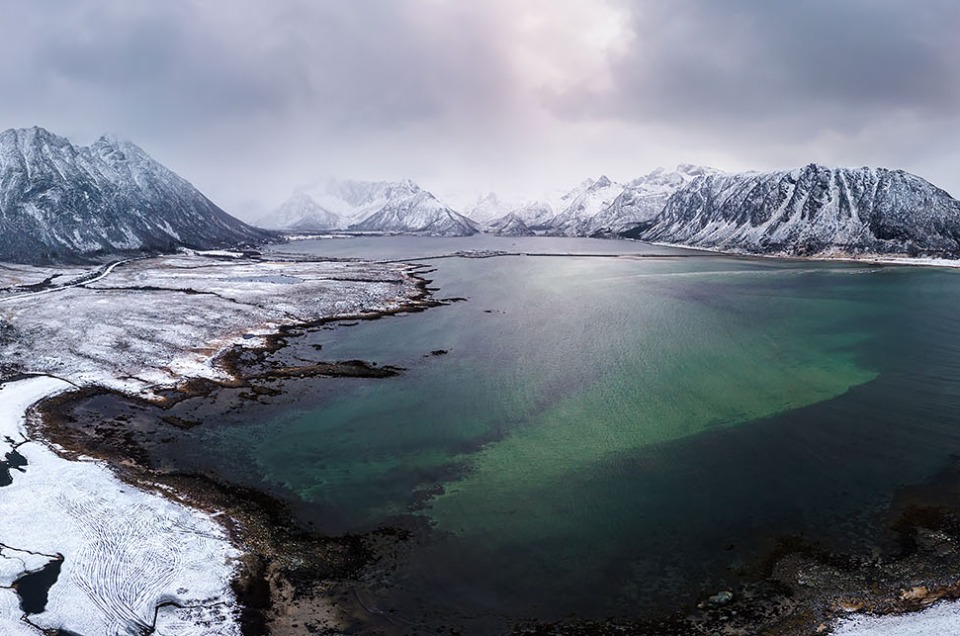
[2,0,958,221]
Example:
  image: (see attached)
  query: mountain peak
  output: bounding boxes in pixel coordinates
[0,126,269,263]
[268,177,477,236]
[0,126,71,150]
[90,133,153,164]
[592,175,613,189]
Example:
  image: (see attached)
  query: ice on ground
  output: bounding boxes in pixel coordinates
[0,254,422,397]
[0,376,241,635]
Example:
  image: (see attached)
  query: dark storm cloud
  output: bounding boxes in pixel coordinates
[11,0,516,136]
[553,0,960,133]
[24,3,390,130]
[35,8,292,127]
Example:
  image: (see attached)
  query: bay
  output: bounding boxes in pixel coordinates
[177,237,960,627]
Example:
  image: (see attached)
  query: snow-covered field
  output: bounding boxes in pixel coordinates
[833,601,960,635]
[0,376,240,635]
[0,253,423,634]
[0,253,421,397]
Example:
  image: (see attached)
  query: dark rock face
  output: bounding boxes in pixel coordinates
[0,127,270,264]
[641,164,960,257]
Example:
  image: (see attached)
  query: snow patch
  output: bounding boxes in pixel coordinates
[0,376,240,635]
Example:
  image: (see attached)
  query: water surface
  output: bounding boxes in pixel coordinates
[179,237,960,628]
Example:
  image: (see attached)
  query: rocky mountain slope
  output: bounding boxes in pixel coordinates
[0,127,269,264]
[640,164,960,257]
[494,165,713,238]
[346,179,479,235]
[485,200,556,231]
[545,176,624,237]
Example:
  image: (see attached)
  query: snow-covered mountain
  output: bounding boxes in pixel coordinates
[263,178,479,236]
[484,200,555,233]
[545,175,625,237]
[484,212,534,237]
[525,166,719,238]
[347,179,479,235]
[466,192,512,224]
[510,200,556,229]
[0,127,268,264]
[641,164,960,257]
[258,192,339,231]
[587,165,718,237]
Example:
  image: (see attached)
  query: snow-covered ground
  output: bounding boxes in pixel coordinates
[0,253,424,634]
[833,601,960,635]
[0,253,421,397]
[0,376,240,635]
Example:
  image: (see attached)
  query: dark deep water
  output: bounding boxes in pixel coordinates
[120,237,960,629]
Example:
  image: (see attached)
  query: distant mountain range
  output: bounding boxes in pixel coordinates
[263,166,712,239]
[259,179,478,236]
[0,127,268,264]
[263,164,960,259]
[5,125,960,264]
[641,165,960,257]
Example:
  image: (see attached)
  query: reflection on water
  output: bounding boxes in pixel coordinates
[184,237,960,627]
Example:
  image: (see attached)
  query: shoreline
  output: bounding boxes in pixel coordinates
[0,252,441,634]
[646,240,960,269]
[28,300,446,634]
[7,246,960,633]
[0,376,242,635]
[34,315,960,635]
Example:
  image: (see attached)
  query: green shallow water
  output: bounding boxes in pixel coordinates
[189,237,960,627]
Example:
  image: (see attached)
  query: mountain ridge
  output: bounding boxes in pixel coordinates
[262,178,478,236]
[261,161,960,261]
[0,126,269,264]
[639,164,960,257]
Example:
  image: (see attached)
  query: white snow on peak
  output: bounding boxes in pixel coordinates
[0,126,266,264]
[267,177,479,236]
[544,175,627,237]
[258,192,341,231]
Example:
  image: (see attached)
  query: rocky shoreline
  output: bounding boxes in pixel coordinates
[32,317,960,634]
[29,291,452,634]
[0,252,439,634]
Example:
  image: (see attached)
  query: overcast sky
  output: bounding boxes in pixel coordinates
[2,0,958,220]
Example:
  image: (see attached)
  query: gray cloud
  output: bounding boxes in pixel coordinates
[553,0,960,132]
[0,0,958,217]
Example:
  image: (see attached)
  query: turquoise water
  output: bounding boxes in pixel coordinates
[185,237,960,629]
